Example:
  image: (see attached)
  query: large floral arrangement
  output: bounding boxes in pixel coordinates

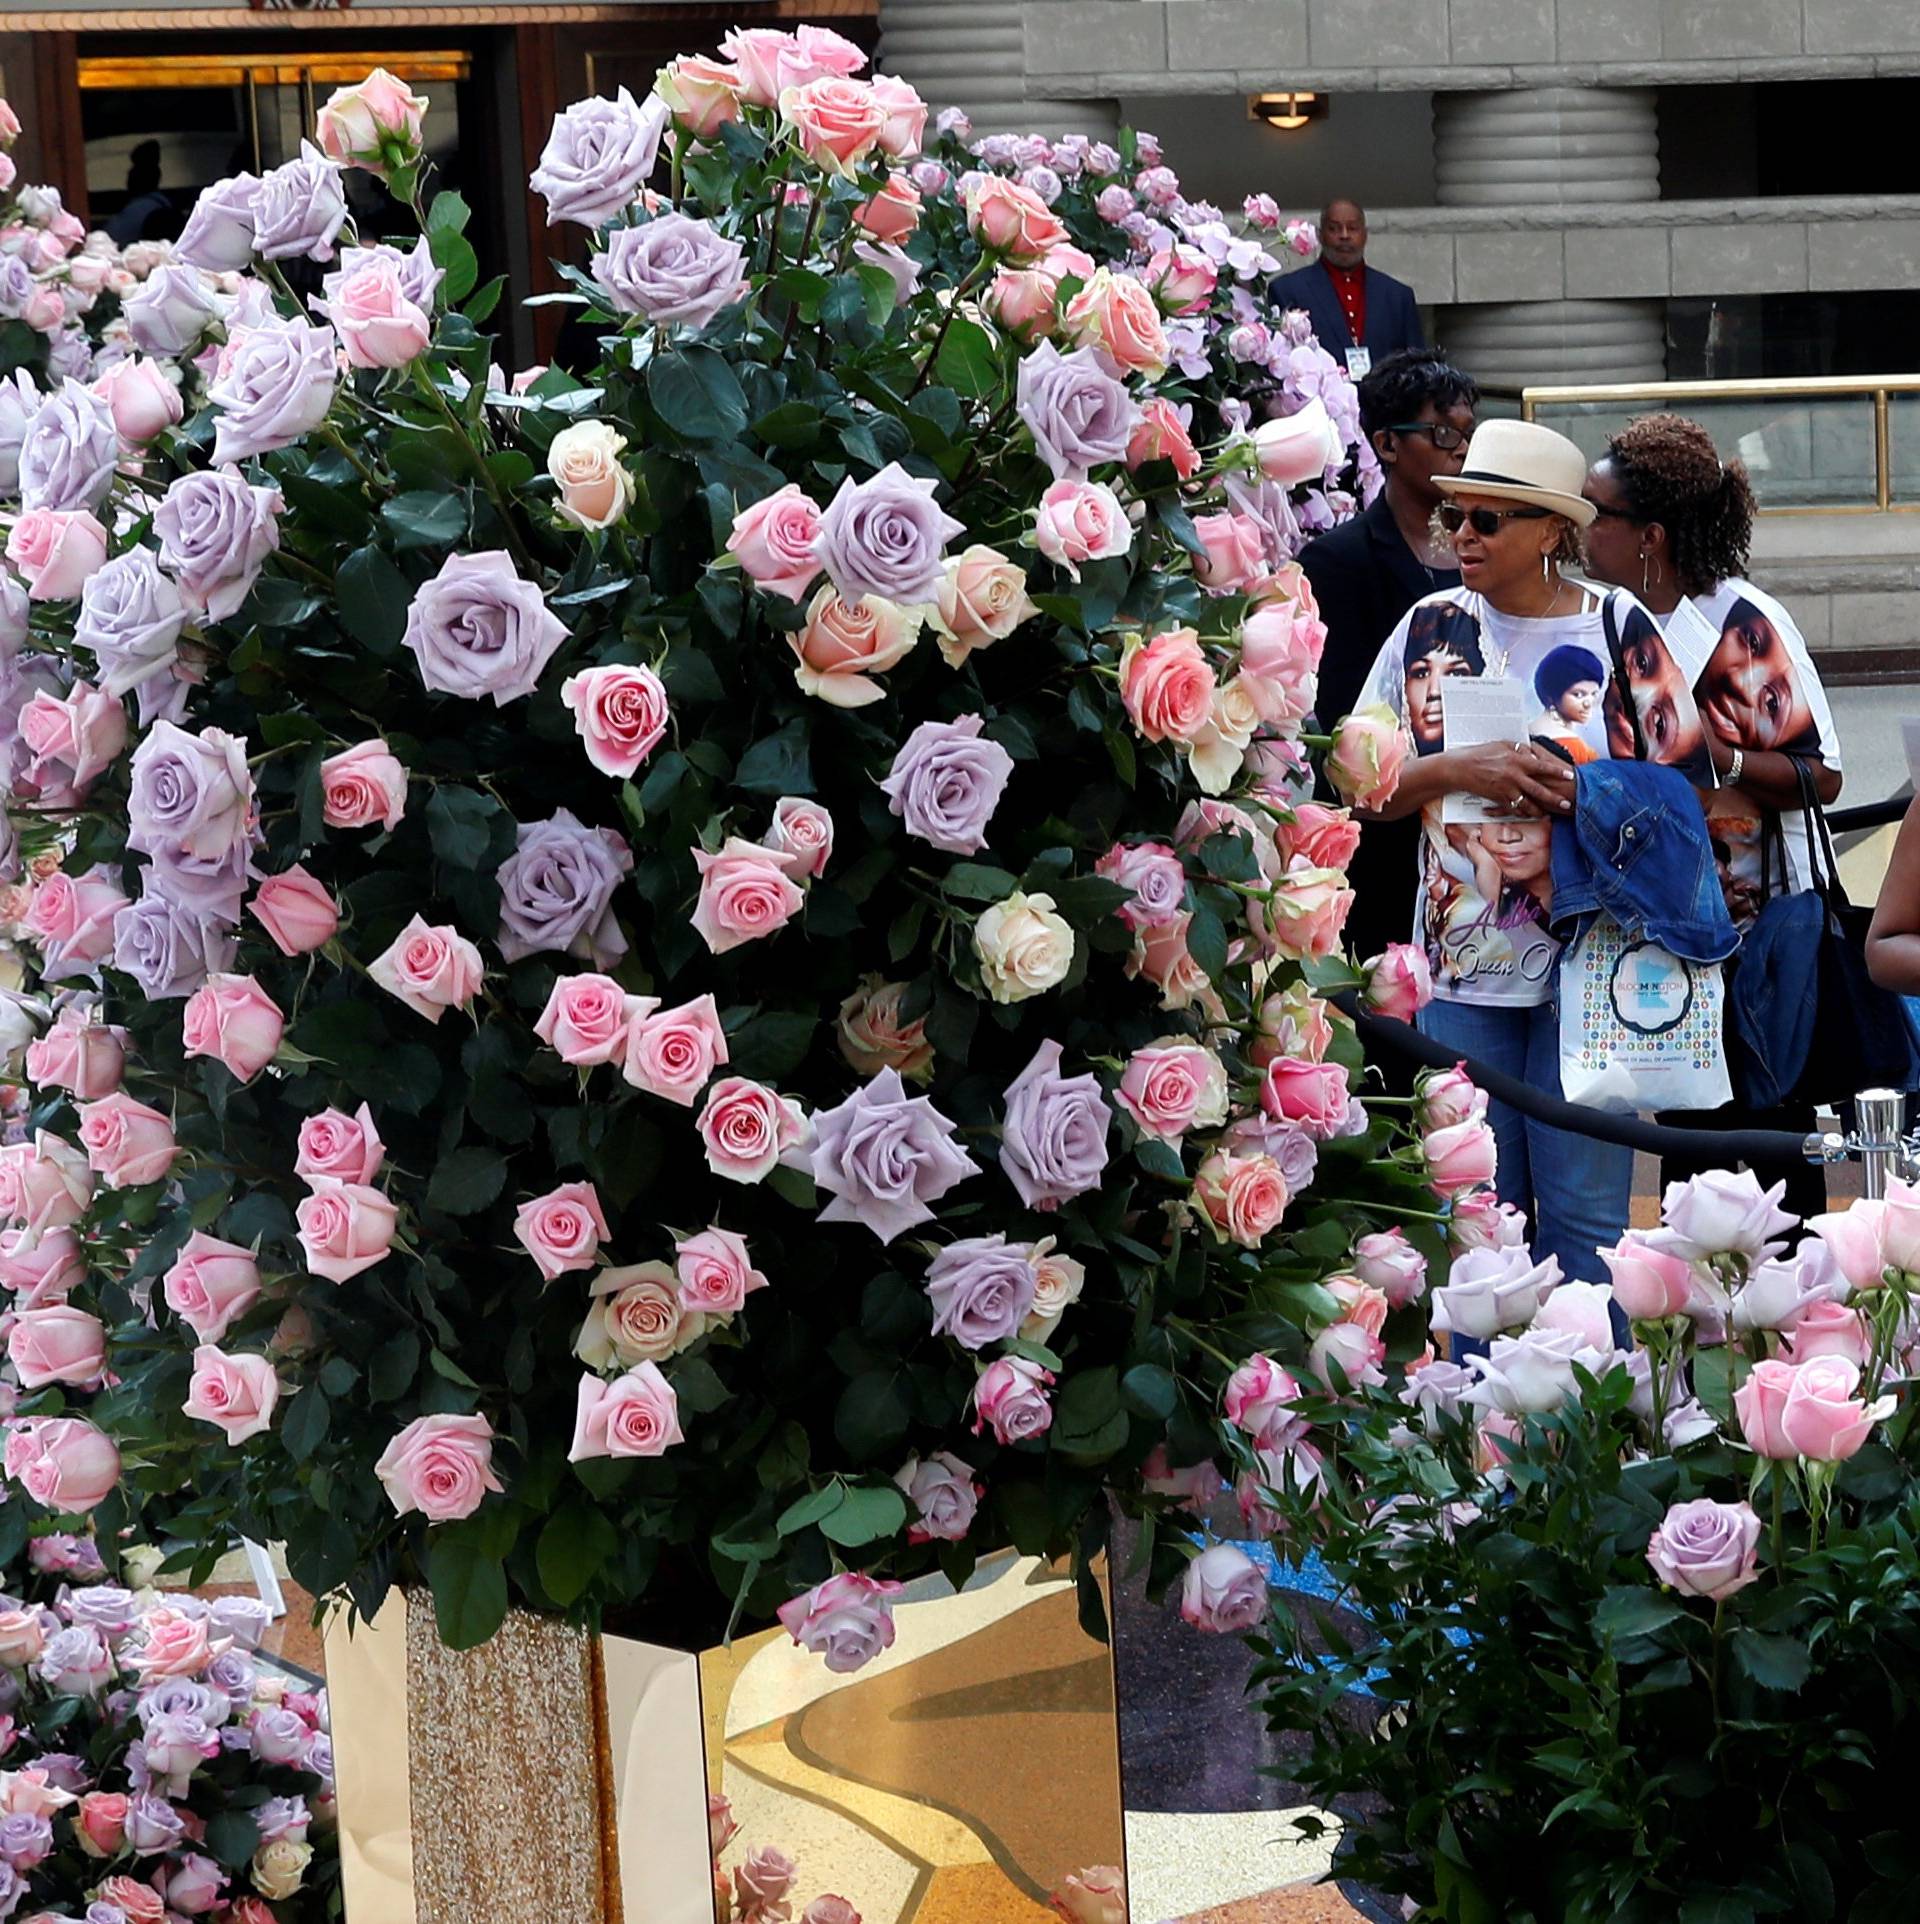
[1254,1151,1920,1921]
[0,1570,335,1923]
[0,41,1441,1666]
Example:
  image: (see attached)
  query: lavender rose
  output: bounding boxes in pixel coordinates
[1016,340,1140,481]
[112,887,236,999]
[0,370,37,495]
[251,142,348,263]
[1430,1244,1562,1343]
[999,1039,1112,1211]
[0,1812,49,1869]
[47,328,93,386]
[532,88,669,227]
[0,259,31,323]
[75,548,186,700]
[208,318,338,465]
[810,1066,979,1243]
[590,213,749,329]
[17,380,118,515]
[127,721,253,865]
[817,461,966,607]
[400,551,569,706]
[37,1623,111,1695]
[175,172,261,271]
[153,469,283,622]
[925,1234,1037,1349]
[125,264,223,359]
[1646,1497,1761,1601]
[143,840,254,928]
[879,714,1015,855]
[496,808,633,967]
[124,1790,187,1855]
[896,1450,979,1541]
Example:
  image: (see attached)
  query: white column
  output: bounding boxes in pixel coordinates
[1433,86,1667,385]
[877,0,1121,141]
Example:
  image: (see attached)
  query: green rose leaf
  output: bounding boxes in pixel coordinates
[426,1147,509,1216]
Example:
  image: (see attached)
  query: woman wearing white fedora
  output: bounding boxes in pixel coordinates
[1352,419,1715,1293]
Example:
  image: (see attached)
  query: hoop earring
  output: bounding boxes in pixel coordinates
[1640,551,1651,596]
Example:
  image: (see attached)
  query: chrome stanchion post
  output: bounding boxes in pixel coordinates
[1855,1089,1904,1200]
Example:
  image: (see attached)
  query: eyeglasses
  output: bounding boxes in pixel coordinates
[1586,503,1642,522]
[1437,503,1552,537]
[1388,422,1470,451]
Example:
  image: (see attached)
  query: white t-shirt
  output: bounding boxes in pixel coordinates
[1359,583,1715,1008]
[1660,578,1842,927]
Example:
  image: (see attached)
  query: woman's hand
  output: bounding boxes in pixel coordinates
[1454,741,1577,816]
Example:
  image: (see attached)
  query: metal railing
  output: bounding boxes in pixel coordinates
[1517,376,1920,516]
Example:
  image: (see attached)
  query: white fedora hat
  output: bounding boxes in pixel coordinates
[1432,418,1596,527]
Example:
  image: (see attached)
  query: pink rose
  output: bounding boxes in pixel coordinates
[1250,985,1335,1068]
[6,509,109,601]
[1732,1358,1796,1459]
[374,1412,503,1522]
[538,974,645,1068]
[1147,241,1218,313]
[986,265,1061,339]
[19,683,128,795]
[790,586,920,707]
[1327,703,1407,811]
[1050,1867,1126,1924]
[1032,480,1130,581]
[0,1611,43,1672]
[1271,802,1358,873]
[803,1898,862,1924]
[1777,1355,1884,1461]
[1781,1299,1870,1367]
[856,173,922,244]
[1259,864,1353,962]
[657,56,745,138]
[930,544,1038,668]
[1128,912,1218,1016]
[1062,266,1169,377]
[320,739,408,830]
[24,870,126,970]
[1190,511,1269,595]
[317,67,428,177]
[696,1076,807,1183]
[183,1344,281,1443]
[965,176,1068,260]
[1417,1064,1487,1133]
[367,916,484,1023]
[1117,1039,1228,1146]
[1598,1232,1693,1320]
[513,1181,608,1282]
[837,975,933,1081]
[971,1353,1054,1444]
[559,663,670,778]
[0,1135,91,1239]
[294,1104,384,1185]
[1363,944,1433,1023]
[736,1845,800,1913]
[24,1017,125,1102]
[75,1791,128,1858]
[1252,398,1341,485]
[1808,1200,1887,1294]
[249,866,339,956]
[181,973,285,1083]
[624,993,728,1104]
[674,1225,766,1314]
[1423,1116,1498,1199]
[691,838,805,954]
[76,1093,177,1188]
[0,1226,85,1308]
[1261,1057,1351,1140]
[728,483,824,603]
[1180,1543,1268,1633]
[1194,1150,1289,1247]
[1223,1352,1306,1448]
[324,257,431,369]
[776,1570,904,1673]
[1127,396,1200,479]
[8,1304,106,1388]
[568,1362,684,1459]
[765,795,834,880]
[163,1232,262,1344]
[5,1416,119,1513]
[1120,627,1216,745]
[295,1178,397,1284]
[871,72,927,157]
[779,75,890,176]
[1353,1228,1428,1308]
[1141,1444,1226,1512]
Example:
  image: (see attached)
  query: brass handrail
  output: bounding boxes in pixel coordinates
[1520,376,1920,514]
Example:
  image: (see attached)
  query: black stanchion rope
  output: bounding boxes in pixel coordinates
[1330,991,1822,1166]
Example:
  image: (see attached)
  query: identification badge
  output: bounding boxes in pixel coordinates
[1345,347,1372,378]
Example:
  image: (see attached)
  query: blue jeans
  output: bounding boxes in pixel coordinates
[1418,995,1635,1296]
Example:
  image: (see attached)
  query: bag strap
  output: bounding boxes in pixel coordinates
[1600,591,1649,762]
[1788,753,1853,908]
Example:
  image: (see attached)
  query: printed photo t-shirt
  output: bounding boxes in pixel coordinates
[1358,583,1714,1008]
[1661,577,1842,928]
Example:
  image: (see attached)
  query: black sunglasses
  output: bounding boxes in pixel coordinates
[1437,503,1552,537]
[1388,421,1470,451]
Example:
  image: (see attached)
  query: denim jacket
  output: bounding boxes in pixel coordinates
[1549,761,1739,965]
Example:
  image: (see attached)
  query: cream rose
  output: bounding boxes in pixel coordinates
[930,544,1039,668]
[974,890,1075,1005]
[547,421,635,532]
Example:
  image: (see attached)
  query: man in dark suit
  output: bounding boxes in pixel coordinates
[1300,350,1478,959]
[1270,199,1424,375]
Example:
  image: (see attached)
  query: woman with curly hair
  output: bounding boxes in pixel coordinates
[1583,413,1844,1216]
